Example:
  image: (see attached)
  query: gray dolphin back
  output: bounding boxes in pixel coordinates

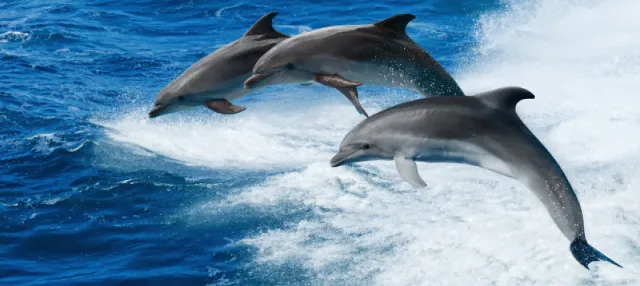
[368,14,465,96]
[155,12,289,104]
[252,14,464,97]
[335,87,622,269]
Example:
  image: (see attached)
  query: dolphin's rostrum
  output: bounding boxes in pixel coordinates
[331,86,622,269]
[244,14,465,117]
[149,12,290,118]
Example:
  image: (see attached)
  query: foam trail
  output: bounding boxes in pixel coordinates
[215,3,244,18]
[223,0,638,284]
[106,0,639,284]
[274,24,312,35]
[97,92,365,170]
[0,31,30,43]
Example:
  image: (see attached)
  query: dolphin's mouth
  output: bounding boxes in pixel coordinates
[244,72,276,89]
[148,104,168,118]
[330,149,358,167]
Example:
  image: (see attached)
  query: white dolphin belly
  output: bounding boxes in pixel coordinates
[410,139,514,178]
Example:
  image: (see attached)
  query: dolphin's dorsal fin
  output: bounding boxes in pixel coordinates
[374,14,416,34]
[244,12,280,36]
[480,86,535,111]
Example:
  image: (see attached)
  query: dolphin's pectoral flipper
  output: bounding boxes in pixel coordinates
[394,156,426,187]
[313,73,362,88]
[205,99,246,114]
[336,87,369,117]
[313,74,367,116]
[570,238,622,270]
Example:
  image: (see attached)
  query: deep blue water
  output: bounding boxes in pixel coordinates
[2,0,638,285]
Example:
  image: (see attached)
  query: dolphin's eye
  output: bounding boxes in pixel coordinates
[178,96,185,101]
[285,63,294,70]
[362,143,371,149]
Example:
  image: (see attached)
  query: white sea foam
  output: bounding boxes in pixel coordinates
[27,133,60,155]
[104,0,640,284]
[274,24,313,35]
[0,31,30,43]
[407,22,449,39]
[97,93,365,170]
[215,3,247,18]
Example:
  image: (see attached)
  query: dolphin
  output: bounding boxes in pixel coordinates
[330,86,622,269]
[243,14,465,117]
[148,12,291,118]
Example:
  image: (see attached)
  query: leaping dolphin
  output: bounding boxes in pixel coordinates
[149,12,290,118]
[330,86,622,269]
[243,14,465,117]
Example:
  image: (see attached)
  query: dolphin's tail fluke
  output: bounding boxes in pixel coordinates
[570,238,622,269]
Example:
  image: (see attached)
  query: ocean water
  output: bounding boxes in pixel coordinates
[1,0,639,285]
